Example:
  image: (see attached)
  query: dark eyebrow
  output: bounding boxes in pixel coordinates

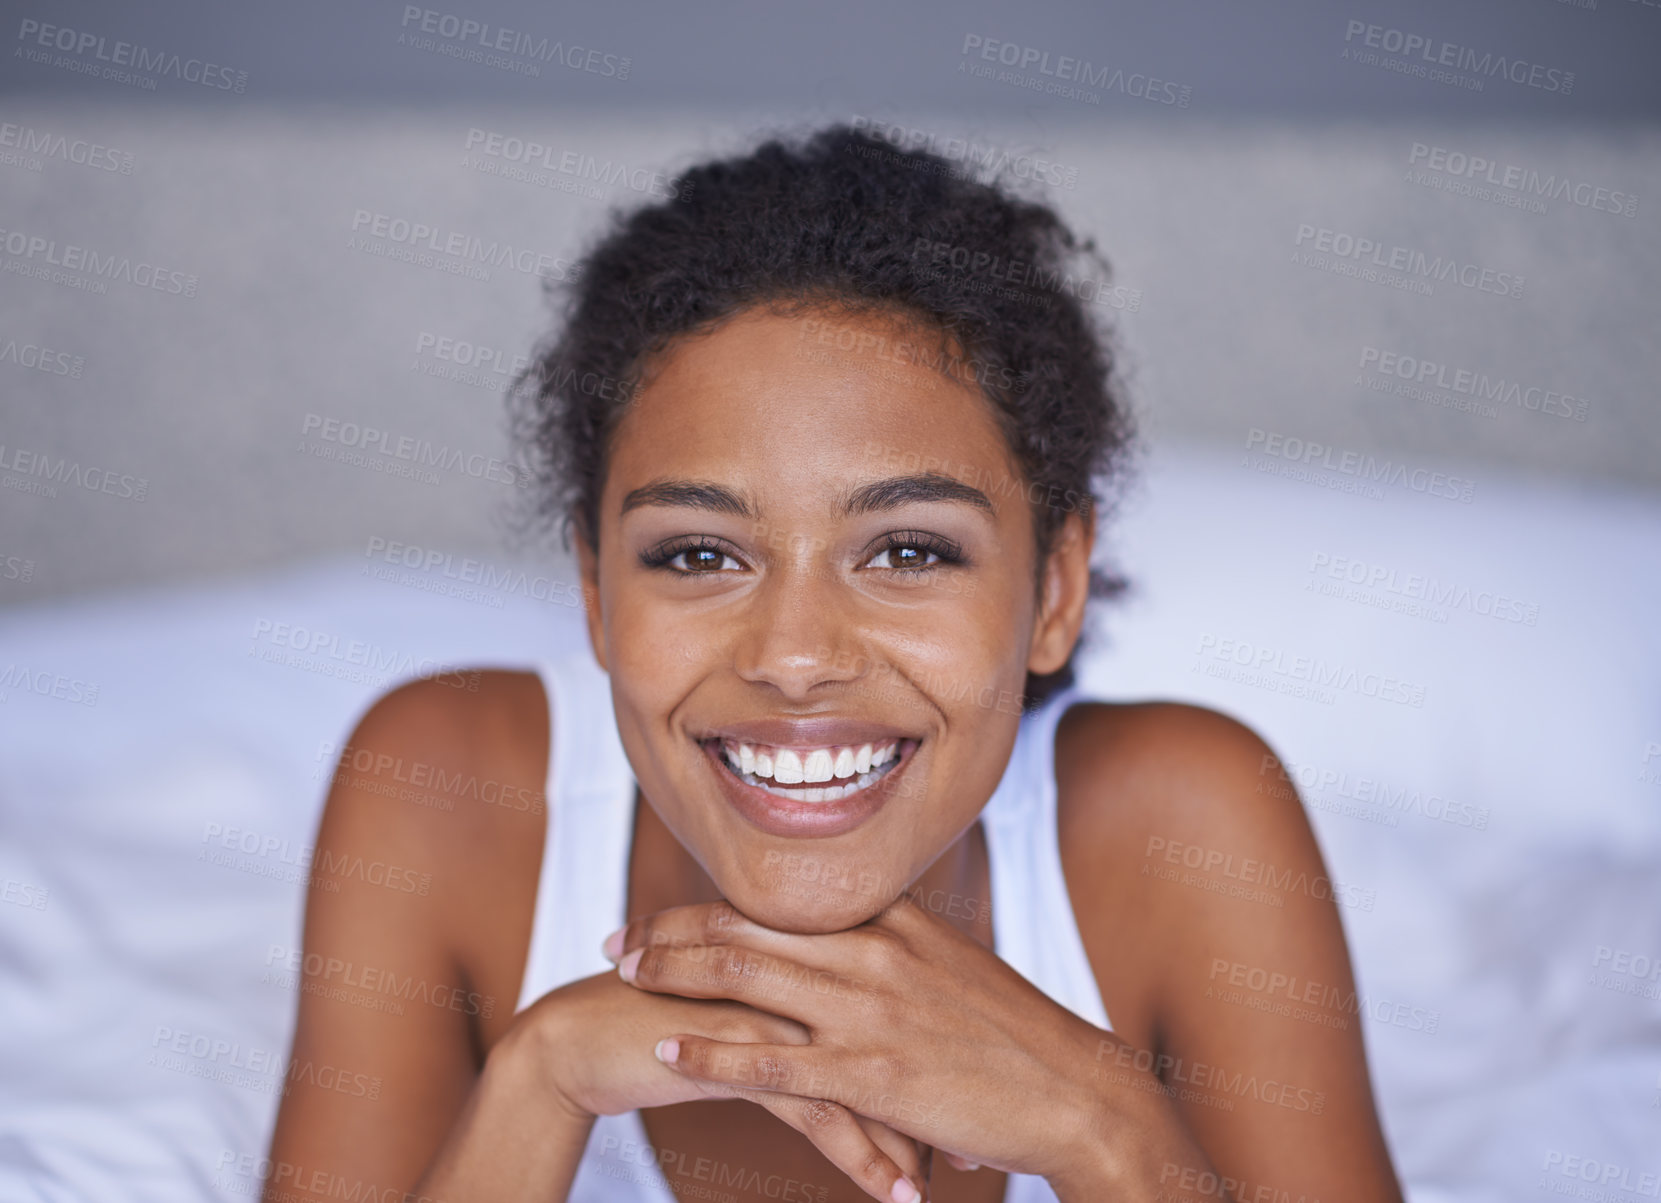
[619,472,995,520]
[620,479,755,519]
[841,472,995,517]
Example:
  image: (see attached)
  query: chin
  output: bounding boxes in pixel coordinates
[718,870,898,935]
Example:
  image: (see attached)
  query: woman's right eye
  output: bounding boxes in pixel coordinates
[671,547,740,573]
[641,538,745,574]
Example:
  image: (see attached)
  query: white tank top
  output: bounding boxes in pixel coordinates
[515,649,1114,1203]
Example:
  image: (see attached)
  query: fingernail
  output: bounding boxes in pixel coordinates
[601,927,626,961]
[890,1177,921,1203]
[653,1038,679,1065]
[619,947,643,983]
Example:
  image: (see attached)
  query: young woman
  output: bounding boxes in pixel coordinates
[266,125,1405,1203]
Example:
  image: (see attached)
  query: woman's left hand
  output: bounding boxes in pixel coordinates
[603,894,1112,1183]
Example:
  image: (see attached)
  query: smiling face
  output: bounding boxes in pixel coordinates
[577,303,1092,932]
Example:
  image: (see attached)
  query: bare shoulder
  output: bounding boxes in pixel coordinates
[314,668,552,1040]
[1053,700,1309,867]
[268,669,553,1197]
[1052,701,1402,1201]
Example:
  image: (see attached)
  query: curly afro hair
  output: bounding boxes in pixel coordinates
[508,121,1137,710]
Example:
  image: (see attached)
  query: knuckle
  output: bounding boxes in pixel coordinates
[712,946,753,988]
[857,1151,890,1186]
[798,1098,842,1132]
[749,1053,792,1089]
[637,945,670,984]
[862,1048,907,1085]
[705,899,741,941]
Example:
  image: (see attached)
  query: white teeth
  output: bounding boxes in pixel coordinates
[716,739,906,804]
[773,749,804,783]
[803,749,835,783]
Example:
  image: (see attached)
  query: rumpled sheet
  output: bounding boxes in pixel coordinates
[2,445,1657,1201]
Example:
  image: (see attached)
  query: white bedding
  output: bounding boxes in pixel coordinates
[2,443,1658,1201]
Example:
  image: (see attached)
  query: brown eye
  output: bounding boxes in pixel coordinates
[679,547,729,572]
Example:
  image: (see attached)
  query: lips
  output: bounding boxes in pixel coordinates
[698,733,921,838]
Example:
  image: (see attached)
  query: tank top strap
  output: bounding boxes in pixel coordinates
[514,648,637,1015]
[980,683,1114,1033]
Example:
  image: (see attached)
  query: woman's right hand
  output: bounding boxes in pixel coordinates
[504,968,931,1203]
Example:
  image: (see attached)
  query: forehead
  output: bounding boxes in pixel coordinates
[607,306,1017,500]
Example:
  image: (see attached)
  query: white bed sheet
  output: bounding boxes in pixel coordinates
[1,443,1657,1201]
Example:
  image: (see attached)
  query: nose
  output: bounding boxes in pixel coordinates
[730,557,866,701]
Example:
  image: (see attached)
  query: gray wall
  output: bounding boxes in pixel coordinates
[2,0,1658,604]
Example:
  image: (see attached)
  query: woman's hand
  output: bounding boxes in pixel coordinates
[506,966,933,1203]
[604,894,1113,1185]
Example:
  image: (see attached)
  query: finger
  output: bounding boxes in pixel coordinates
[603,899,771,962]
[656,1034,833,1099]
[858,1114,934,1192]
[943,1152,981,1172]
[751,1093,927,1203]
[624,941,855,1024]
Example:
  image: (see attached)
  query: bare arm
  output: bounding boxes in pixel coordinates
[1062,703,1405,1202]
[264,672,563,1201]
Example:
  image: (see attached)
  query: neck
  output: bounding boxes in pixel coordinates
[627,791,993,947]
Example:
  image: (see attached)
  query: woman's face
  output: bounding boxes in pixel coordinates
[578,304,1091,933]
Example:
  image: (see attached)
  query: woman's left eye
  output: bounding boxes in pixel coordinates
[669,546,741,573]
[868,543,939,571]
[866,534,962,572]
